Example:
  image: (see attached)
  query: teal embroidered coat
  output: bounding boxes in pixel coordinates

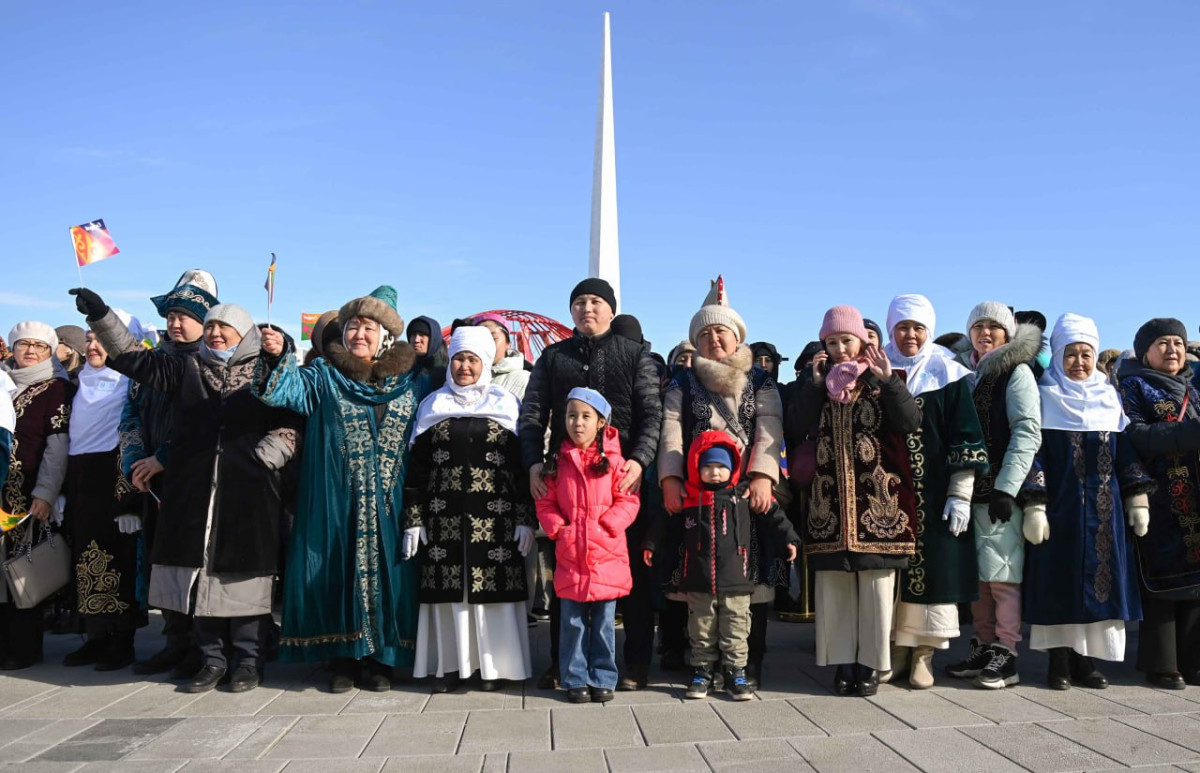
[255,345,429,666]
[901,379,989,605]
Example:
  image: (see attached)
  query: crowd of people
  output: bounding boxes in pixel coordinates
[1,270,1198,705]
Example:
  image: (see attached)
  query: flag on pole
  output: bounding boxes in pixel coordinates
[70,219,120,267]
[264,253,277,304]
[300,312,321,341]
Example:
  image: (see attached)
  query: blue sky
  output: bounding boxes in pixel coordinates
[3,0,1198,365]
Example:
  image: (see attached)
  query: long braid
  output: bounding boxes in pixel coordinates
[589,424,611,476]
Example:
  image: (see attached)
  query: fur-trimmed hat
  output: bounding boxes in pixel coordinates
[151,269,219,323]
[309,310,340,358]
[339,285,404,338]
[689,276,747,345]
[8,321,58,351]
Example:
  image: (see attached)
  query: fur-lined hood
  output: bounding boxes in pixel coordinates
[692,344,753,397]
[325,339,417,383]
[954,322,1043,380]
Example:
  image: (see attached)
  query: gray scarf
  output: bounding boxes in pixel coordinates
[6,357,57,390]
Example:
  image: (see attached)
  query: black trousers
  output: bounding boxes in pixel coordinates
[748,601,768,665]
[195,614,269,669]
[0,601,43,665]
[1137,595,1200,674]
[660,599,689,655]
[161,608,194,650]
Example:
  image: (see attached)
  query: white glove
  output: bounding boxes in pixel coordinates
[401,526,427,560]
[942,496,971,537]
[114,514,142,534]
[1022,504,1050,545]
[1127,506,1150,537]
[514,525,536,557]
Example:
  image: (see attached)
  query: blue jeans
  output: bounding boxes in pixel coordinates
[559,599,617,689]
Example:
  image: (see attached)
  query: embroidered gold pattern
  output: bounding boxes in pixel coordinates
[76,540,131,615]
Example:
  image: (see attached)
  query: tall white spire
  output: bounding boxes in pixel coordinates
[588,11,620,308]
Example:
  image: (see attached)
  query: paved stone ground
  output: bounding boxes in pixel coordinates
[3,614,1200,772]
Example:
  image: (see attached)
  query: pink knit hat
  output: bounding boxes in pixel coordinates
[819,305,871,343]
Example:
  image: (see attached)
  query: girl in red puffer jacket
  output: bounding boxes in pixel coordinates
[535,387,640,704]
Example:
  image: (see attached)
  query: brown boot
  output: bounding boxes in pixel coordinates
[909,645,935,689]
[617,664,648,691]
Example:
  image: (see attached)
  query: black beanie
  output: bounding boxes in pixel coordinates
[863,318,883,342]
[570,278,617,314]
[611,314,643,343]
[1134,317,1187,361]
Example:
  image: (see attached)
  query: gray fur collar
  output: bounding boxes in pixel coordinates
[325,340,416,383]
[692,344,752,397]
[955,322,1043,379]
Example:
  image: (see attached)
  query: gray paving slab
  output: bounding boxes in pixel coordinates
[0,763,85,773]
[1008,684,1141,719]
[711,700,825,740]
[698,737,814,772]
[0,680,60,714]
[256,688,355,717]
[604,744,712,772]
[276,760,383,773]
[550,704,644,750]
[179,762,287,773]
[457,707,550,754]
[873,727,1028,773]
[127,716,269,760]
[1116,712,1200,752]
[788,734,921,772]
[173,687,285,718]
[632,702,736,745]
[221,715,298,760]
[480,752,506,773]
[1095,683,1200,715]
[508,748,607,772]
[787,696,909,736]
[1039,716,1200,767]
[0,718,50,748]
[423,690,507,713]
[16,683,151,719]
[960,722,1120,772]
[0,724,104,764]
[75,762,186,773]
[338,688,428,714]
[32,718,182,763]
[1179,763,1200,772]
[262,714,385,760]
[867,690,993,729]
[360,711,466,757]
[91,684,203,719]
[937,684,1071,723]
[379,755,484,773]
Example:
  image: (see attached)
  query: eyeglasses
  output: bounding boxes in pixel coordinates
[14,340,50,353]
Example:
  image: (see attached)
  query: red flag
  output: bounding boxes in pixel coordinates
[70,219,120,266]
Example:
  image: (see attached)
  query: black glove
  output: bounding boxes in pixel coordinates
[69,288,109,321]
[989,490,1016,524]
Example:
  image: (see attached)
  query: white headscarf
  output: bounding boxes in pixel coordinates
[884,294,972,397]
[1039,313,1129,432]
[69,310,146,455]
[0,372,15,436]
[410,326,520,443]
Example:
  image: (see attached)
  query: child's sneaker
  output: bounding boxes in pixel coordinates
[726,667,754,701]
[685,668,713,699]
[976,644,1019,689]
[946,636,990,679]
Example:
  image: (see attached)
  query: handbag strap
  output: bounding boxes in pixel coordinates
[691,372,752,448]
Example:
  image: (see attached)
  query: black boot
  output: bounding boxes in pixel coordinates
[1068,651,1107,689]
[744,660,762,691]
[855,664,879,697]
[1047,647,1071,690]
[329,658,356,693]
[833,664,855,696]
[95,631,136,671]
[63,636,108,667]
[133,641,190,675]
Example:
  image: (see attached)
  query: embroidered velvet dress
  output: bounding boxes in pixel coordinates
[1020,430,1154,659]
[405,416,534,680]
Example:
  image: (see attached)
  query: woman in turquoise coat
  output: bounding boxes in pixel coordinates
[257,286,430,693]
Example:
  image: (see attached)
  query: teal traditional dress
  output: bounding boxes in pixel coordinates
[885,295,989,651]
[255,341,429,666]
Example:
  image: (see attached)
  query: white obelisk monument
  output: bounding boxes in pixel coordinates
[588,12,621,308]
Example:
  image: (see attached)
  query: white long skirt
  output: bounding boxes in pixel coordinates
[412,593,532,680]
[894,601,960,650]
[1029,621,1125,662]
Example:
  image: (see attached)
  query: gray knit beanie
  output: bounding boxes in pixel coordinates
[966,301,1016,340]
[204,304,254,338]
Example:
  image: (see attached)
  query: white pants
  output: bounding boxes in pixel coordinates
[1030,621,1126,662]
[815,569,895,670]
[894,601,960,650]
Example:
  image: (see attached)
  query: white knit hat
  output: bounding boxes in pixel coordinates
[204,304,255,338]
[8,321,58,351]
[966,301,1016,340]
[688,276,747,345]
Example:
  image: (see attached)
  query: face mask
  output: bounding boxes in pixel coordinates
[208,346,235,364]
